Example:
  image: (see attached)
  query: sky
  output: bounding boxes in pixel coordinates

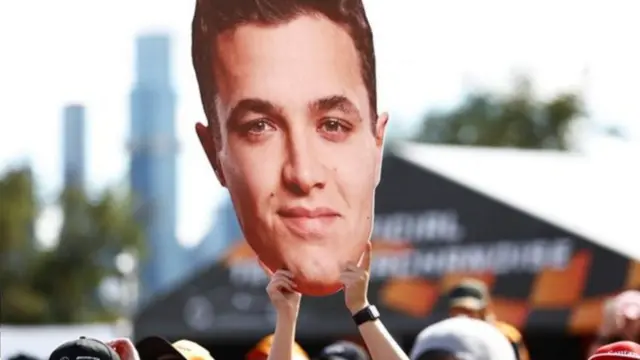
[0,0,638,247]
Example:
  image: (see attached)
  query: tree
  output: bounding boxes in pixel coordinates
[0,167,47,323]
[0,167,144,324]
[414,76,584,150]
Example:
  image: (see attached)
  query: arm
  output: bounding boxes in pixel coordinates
[355,316,409,360]
[268,312,298,360]
[264,268,302,360]
[341,243,409,360]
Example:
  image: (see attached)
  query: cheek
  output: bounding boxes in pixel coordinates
[334,144,379,199]
[220,146,280,206]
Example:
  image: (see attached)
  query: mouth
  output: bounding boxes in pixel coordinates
[277,207,341,237]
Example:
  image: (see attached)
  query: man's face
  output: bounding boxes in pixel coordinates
[197,15,387,295]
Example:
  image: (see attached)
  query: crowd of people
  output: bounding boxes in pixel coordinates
[31,244,640,360]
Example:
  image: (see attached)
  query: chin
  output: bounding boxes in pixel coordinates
[293,265,343,296]
[297,281,343,296]
[287,257,344,296]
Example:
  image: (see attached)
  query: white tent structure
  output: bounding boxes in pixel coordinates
[394,141,640,260]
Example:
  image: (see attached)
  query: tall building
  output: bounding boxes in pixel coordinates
[128,34,181,298]
[62,104,86,189]
[193,194,243,268]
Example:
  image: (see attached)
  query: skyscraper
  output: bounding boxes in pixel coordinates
[193,194,243,268]
[128,34,181,298]
[62,104,86,189]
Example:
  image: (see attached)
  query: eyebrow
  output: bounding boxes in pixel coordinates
[310,95,361,120]
[226,98,285,125]
[225,95,362,125]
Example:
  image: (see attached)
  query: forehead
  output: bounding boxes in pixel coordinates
[211,15,369,119]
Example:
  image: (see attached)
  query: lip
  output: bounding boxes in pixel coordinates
[277,206,340,237]
[277,206,340,218]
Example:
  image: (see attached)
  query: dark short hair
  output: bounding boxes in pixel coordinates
[191,0,377,140]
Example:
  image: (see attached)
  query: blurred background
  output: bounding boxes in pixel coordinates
[1,0,639,359]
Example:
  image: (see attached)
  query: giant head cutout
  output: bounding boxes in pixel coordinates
[191,0,386,295]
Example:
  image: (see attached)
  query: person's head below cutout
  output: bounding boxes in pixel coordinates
[246,334,309,360]
[136,336,215,360]
[191,0,387,296]
[410,317,517,360]
[314,340,370,360]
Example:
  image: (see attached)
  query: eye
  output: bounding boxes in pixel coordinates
[318,118,352,142]
[245,119,275,134]
[319,118,349,133]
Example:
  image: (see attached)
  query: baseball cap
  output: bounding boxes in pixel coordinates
[588,341,640,360]
[315,341,369,360]
[447,279,489,311]
[49,337,121,360]
[136,337,214,360]
[410,317,516,360]
[246,335,309,360]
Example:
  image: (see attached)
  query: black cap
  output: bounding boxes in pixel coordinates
[447,279,489,311]
[136,336,185,360]
[314,341,369,360]
[9,354,40,360]
[49,337,120,360]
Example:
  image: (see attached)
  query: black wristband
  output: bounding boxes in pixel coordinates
[352,305,380,326]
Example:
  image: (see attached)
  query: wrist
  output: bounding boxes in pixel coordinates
[276,308,298,322]
[351,304,380,326]
[348,301,370,315]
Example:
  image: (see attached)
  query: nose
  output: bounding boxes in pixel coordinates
[282,132,326,195]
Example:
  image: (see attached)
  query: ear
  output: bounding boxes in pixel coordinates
[195,122,226,187]
[374,112,389,148]
[374,112,389,185]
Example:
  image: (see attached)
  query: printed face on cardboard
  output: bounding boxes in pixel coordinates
[194,1,386,296]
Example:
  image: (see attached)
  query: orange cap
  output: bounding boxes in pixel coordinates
[246,335,309,360]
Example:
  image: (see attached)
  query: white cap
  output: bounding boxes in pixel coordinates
[410,317,517,360]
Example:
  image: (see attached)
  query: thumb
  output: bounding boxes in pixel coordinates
[358,242,372,271]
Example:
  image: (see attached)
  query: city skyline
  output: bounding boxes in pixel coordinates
[129,34,182,296]
[62,104,86,189]
[1,0,638,249]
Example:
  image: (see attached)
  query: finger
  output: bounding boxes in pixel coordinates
[339,277,353,287]
[272,272,296,286]
[358,242,372,270]
[339,273,360,286]
[258,260,274,277]
[270,277,297,291]
[274,269,294,278]
[280,282,295,293]
[344,263,359,272]
[278,276,297,289]
[271,279,295,293]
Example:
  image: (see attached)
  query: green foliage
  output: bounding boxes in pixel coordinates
[0,167,144,324]
[415,76,583,150]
